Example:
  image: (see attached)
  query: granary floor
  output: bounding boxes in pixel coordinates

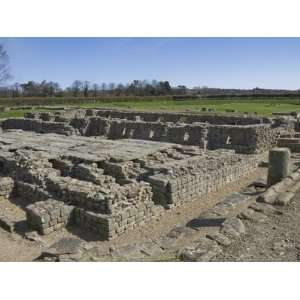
[0,130,178,162]
[0,166,267,261]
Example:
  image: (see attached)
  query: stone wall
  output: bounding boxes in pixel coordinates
[26,199,74,235]
[0,130,266,240]
[3,109,282,153]
[0,177,14,198]
[93,109,269,125]
[2,118,75,135]
[147,150,261,207]
[207,124,280,154]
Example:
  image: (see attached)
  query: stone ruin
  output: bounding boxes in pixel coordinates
[0,108,294,240]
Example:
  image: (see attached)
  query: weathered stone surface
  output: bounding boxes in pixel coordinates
[139,242,164,256]
[0,176,15,198]
[110,244,145,261]
[276,192,295,206]
[249,202,282,216]
[206,232,232,246]
[167,226,195,239]
[178,238,222,262]
[43,238,83,256]
[257,188,278,204]
[24,231,45,244]
[0,214,14,233]
[286,180,300,193]
[26,200,74,235]
[238,208,268,223]
[155,237,181,251]
[221,218,246,237]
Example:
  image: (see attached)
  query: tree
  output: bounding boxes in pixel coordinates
[71,80,83,97]
[177,85,187,95]
[83,81,90,97]
[108,83,116,95]
[0,45,11,85]
[11,83,21,97]
[115,83,125,96]
[158,81,171,95]
[92,83,99,97]
[48,81,60,97]
[20,81,37,96]
[101,83,107,95]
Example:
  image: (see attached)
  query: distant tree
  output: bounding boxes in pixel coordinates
[83,81,90,97]
[101,83,107,95]
[20,81,37,96]
[11,82,21,97]
[158,81,171,95]
[48,81,60,97]
[0,45,11,84]
[177,85,187,95]
[108,82,116,95]
[92,83,99,97]
[71,80,83,97]
[115,83,125,96]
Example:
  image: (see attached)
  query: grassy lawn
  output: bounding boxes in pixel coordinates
[1,98,300,118]
[80,98,300,115]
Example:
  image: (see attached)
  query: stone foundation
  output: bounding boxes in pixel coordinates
[0,129,264,239]
[0,108,291,240]
[26,199,74,235]
[0,177,14,198]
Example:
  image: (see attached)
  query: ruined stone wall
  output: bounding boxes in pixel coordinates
[147,152,261,207]
[26,199,74,235]
[73,183,163,239]
[25,109,270,125]
[94,109,269,125]
[0,177,14,198]
[0,130,266,240]
[2,118,75,135]
[106,119,208,147]
[95,118,276,153]
[207,124,280,154]
[0,115,280,153]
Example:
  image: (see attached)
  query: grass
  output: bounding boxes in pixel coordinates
[1,97,300,118]
[80,98,300,116]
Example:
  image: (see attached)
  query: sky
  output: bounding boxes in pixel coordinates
[1,37,300,89]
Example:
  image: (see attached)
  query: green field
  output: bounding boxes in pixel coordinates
[1,97,300,118]
[80,98,300,115]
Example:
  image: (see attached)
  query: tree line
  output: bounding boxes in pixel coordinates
[0,79,187,98]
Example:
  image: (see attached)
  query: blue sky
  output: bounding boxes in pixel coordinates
[1,37,300,89]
